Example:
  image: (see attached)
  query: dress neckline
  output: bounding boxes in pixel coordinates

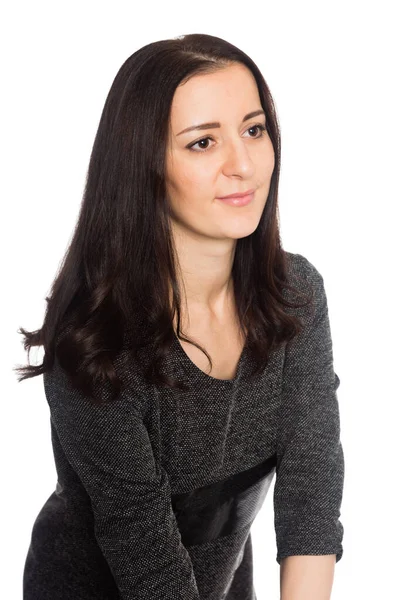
[171,331,248,386]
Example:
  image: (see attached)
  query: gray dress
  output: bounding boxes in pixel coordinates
[23,251,344,599]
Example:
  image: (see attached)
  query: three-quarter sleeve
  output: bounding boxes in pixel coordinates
[44,359,200,599]
[273,256,345,565]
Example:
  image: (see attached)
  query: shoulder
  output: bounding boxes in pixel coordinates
[43,353,151,418]
[283,250,325,296]
[284,250,324,284]
[282,251,327,322]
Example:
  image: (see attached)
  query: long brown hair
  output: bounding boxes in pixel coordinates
[14,33,313,403]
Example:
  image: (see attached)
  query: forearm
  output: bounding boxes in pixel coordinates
[280,555,336,600]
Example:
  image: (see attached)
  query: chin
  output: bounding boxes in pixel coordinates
[224,222,261,239]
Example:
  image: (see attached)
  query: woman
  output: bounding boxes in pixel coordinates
[17,33,344,600]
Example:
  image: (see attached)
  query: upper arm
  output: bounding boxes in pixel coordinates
[44,359,200,600]
[273,255,345,565]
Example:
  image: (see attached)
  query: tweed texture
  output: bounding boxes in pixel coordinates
[22,251,344,599]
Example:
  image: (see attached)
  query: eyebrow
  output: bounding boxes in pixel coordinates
[176,109,266,136]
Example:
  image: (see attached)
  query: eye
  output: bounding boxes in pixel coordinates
[187,123,267,153]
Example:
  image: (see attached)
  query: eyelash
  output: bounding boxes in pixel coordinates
[187,123,267,153]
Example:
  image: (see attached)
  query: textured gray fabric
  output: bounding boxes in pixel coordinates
[23,251,344,599]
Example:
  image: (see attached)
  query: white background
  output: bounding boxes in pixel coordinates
[2,1,399,598]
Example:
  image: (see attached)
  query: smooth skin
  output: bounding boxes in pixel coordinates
[165,62,274,313]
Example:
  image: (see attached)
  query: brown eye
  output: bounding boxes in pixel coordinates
[197,139,212,150]
[248,125,264,136]
[187,123,267,153]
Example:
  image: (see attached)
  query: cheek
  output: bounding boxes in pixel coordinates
[168,177,210,220]
[265,141,276,172]
[179,156,215,188]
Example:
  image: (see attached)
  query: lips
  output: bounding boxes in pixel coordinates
[216,191,255,207]
[216,188,255,199]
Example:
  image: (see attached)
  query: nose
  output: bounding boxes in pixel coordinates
[222,137,256,178]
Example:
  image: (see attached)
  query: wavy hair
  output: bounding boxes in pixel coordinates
[14,33,313,403]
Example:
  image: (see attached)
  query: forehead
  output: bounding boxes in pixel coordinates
[169,64,261,129]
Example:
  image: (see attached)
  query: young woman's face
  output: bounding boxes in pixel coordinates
[165,63,275,242]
